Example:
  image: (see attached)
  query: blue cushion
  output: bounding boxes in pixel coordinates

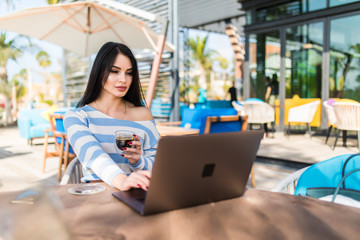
[180,108,238,134]
[20,109,49,126]
[30,123,51,138]
[53,111,74,154]
[54,136,75,154]
[245,98,264,102]
[295,154,360,196]
[205,118,243,134]
[179,103,189,118]
[54,111,66,133]
[206,100,232,109]
[17,109,51,140]
[194,102,207,109]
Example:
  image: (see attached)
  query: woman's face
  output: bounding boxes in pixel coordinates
[102,53,133,99]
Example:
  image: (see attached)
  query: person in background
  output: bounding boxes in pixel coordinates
[269,73,279,106]
[228,81,237,102]
[265,76,272,103]
[64,42,160,191]
[197,87,208,104]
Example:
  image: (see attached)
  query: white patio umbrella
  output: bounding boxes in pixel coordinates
[0,0,174,56]
[0,0,174,106]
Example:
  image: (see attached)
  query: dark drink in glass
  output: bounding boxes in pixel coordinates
[114,130,135,154]
[115,136,134,150]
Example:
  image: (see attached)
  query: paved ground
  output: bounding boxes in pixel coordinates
[0,125,358,193]
[258,131,358,164]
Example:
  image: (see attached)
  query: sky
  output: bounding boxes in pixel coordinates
[0,0,63,83]
[0,0,234,82]
[188,29,234,72]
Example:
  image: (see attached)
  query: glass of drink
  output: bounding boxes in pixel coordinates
[114,130,135,154]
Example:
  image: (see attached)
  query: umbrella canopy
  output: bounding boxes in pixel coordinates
[0,0,174,56]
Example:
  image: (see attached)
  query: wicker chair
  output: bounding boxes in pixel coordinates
[323,100,338,144]
[60,157,83,185]
[271,167,309,194]
[242,101,275,137]
[287,100,320,137]
[332,102,360,151]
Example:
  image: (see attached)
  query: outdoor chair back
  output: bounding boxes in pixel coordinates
[43,111,76,181]
[231,101,245,116]
[243,101,275,124]
[203,115,248,135]
[287,100,320,137]
[323,99,337,144]
[179,108,238,133]
[243,100,275,137]
[332,102,360,151]
[272,167,309,194]
[294,154,360,207]
[333,102,360,131]
[60,157,83,185]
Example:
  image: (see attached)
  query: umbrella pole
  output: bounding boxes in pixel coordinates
[145,23,169,108]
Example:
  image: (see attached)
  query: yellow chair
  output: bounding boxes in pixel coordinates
[275,95,322,127]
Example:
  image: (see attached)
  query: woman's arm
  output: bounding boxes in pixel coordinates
[64,109,125,187]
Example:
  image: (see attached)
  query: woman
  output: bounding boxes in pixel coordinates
[64,42,160,191]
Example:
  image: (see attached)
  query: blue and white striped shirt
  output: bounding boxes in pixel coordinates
[64,105,160,187]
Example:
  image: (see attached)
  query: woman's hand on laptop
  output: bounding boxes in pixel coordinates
[112,171,151,191]
[121,134,142,165]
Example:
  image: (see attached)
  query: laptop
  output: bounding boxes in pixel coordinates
[112,130,264,215]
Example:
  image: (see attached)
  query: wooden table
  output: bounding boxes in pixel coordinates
[2,184,360,239]
[156,125,199,136]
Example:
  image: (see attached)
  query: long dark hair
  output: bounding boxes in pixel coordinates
[77,42,145,107]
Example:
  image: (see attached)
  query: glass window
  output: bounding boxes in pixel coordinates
[249,31,280,102]
[246,11,252,25]
[256,2,301,23]
[303,0,327,12]
[285,22,324,98]
[330,14,360,101]
[255,0,326,23]
[330,0,360,7]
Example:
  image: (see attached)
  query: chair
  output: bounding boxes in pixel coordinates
[332,102,360,151]
[231,101,246,116]
[287,100,320,137]
[243,101,275,137]
[294,154,360,197]
[203,114,256,187]
[43,112,76,181]
[157,108,239,133]
[60,157,83,185]
[203,115,248,134]
[271,167,309,194]
[323,99,337,144]
[17,108,52,145]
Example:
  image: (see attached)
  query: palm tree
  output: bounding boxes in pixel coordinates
[0,32,22,125]
[187,35,219,90]
[11,68,27,113]
[36,50,59,105]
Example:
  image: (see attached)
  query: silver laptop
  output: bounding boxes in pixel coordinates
[112,130,264,215]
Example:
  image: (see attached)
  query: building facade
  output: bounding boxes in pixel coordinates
[240,0,360,130]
